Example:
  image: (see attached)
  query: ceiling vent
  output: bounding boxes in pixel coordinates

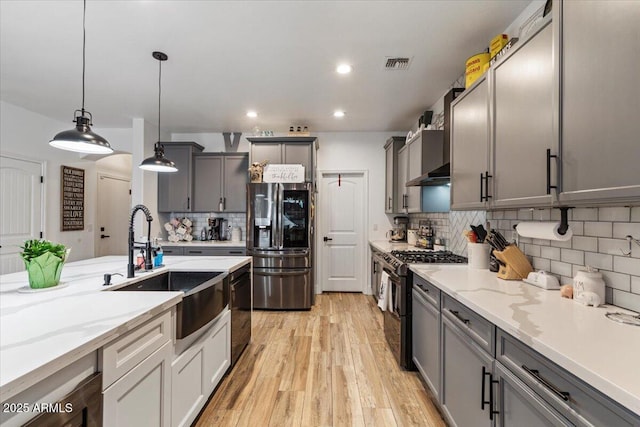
[384,57,412,70]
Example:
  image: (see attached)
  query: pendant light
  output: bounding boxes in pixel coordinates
[49,0,113,154]
[139,51,178,172]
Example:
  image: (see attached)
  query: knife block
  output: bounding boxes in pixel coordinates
[493,245,533,280]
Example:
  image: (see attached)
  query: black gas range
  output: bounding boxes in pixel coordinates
[376,249,467,370]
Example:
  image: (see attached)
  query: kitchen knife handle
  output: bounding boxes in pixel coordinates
[546,149,558,195]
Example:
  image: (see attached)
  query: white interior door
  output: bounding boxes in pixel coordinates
[97,174,131,256]
[318,172,366,292]
[0,156,43,274]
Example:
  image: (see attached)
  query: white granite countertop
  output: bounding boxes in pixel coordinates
[162,240,245,247]
[410,264,640,416]
[0,255,251,401]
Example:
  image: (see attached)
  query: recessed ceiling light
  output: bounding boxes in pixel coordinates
[246,111,258,118]
[336,64,352,74]
[333,111,346,118]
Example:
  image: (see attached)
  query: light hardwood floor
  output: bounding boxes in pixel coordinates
[196,293,446,427]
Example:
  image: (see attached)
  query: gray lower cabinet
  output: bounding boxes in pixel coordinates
[193,153,248,212]
[441,314,494,427]
[161,246,184,255]
[162,246,245,256]
[412,279,440,400]
[559,0,640,204]
[494,362,572,427]
[157,142,204,212]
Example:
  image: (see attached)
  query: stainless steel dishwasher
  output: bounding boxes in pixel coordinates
[229,264,251,367]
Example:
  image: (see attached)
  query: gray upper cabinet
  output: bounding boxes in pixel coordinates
[157,142,204,212]
[193,153,248,212]
[492,18,555,208]
[397,145,409,213]
[384,136,405,214]
[248,137,318,182]
[451,76,490,210]
[558,0,640,204]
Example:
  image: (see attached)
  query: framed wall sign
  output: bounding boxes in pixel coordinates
[61,165,85,231]
[262,164,305,183]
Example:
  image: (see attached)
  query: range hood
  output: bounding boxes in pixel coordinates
[406,162,450,186]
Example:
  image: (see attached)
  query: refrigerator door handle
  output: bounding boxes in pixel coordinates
[277,183,284,249]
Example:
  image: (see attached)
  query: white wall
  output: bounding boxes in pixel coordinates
[0,101,133,262]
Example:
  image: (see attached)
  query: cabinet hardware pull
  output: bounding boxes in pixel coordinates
[448,309,470,324]
[490,375,499,420]
[189,250,202,254]
[522,365,570,401]
[484,171,492,200]
[480,173,484,202]
[546,149,558,195]
[481,366,490,410]
[323,236,333,242]
[229,251,243,254]
[388,197,392,210]
[100,234,111,239]
[187,197,190,210]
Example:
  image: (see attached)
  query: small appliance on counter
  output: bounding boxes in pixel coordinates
[208,218,229,241]
[387,216,408,242]
[415,220,434,249]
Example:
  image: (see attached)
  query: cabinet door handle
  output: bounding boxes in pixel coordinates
[229,251,243,255]
[187,197,190,210]
[484,171,492,201]
[481,367,499,420]
[189,250,203,254]
[546,149,558,195]
[479,173,484,202]
[223,197,226,210]
[522,365,570,401]
[448,309,470,324]
[481,366,490,410]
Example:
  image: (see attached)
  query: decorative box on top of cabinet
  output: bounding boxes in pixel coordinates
[157,142,204,213]
[384,136,405,213]
[557,0,640,204]
[247,136,318,183]
[192,152,248,212]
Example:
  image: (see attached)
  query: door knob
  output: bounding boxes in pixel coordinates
[323,236,333,242]
[101,234,111,239]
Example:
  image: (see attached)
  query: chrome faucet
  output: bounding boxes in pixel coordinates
[128,204,154,278]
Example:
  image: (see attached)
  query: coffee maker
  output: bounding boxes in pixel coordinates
[208,218,229,241]
[388,216,408,242]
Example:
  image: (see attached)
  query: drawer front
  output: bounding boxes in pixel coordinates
[101,309,173,389]
[413,274,440,307]
[497,329,640,427]
[442,294,494,355]
[185,247,246,256]
[162,246,184,255]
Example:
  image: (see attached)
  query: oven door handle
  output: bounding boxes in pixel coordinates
[382,267,399,280]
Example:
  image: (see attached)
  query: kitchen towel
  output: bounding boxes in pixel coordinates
[515,221,573,242]
[378,271,391,311]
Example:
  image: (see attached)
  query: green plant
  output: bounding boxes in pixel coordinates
[20,239,67,263]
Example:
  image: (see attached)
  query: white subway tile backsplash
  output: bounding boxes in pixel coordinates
[599,207,630,222]
[584,221,612,238]
[532,208,551,221]
[613,256,640,276]
[518,209,533,220]
[550,239,572,249]
[532,257,551,271]
[572,207,598,221]
[568,221,584,236]
[524,244,541,258]
[584,252,613,271]
[612,222,640,240]
[612,290,640,313]
[561,248,584,265]
[572,236,598,252]
[540,246,560,260]
[550,260,573,277]
[598,238,628,256]
[601,271,631,292]
[505,210,518,220]
[632,276,640,294]
[631,207,640,222]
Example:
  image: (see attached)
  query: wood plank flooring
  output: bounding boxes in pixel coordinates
[196,293,446,427]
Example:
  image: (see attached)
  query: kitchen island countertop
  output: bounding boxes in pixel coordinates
[0,255,251,402]
[410,264,640,417]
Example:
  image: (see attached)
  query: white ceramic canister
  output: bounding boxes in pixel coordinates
[407,229,418,246]
[467,243,490,269]
[231,227,242,242]
[573,268,605,306]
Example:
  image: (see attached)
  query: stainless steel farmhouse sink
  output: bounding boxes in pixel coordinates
[113,271,229,339]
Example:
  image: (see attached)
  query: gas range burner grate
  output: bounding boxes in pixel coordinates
[391,250,468,264]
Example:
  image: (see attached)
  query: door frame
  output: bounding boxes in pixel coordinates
[315,170,369,294]
[95,172,131,256]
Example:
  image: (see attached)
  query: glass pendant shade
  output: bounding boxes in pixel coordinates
[49,113,113,154]
[139,144,177,172]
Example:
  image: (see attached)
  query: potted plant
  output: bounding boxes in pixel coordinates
[20,239,69,289]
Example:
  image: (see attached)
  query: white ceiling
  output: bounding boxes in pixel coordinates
[0,0,531,134]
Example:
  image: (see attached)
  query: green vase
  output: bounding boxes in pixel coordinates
[25,252,64,289]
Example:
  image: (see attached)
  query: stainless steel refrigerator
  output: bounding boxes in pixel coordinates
[247,182,314,309]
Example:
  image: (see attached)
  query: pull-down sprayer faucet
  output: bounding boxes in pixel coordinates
[128,204,154,278]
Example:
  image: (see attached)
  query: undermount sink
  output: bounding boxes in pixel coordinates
[113,270,229,339]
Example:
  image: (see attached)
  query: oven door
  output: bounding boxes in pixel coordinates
[383,268,402,364]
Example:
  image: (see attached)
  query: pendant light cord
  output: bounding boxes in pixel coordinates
[81,0,86,113]
[158,56,162,143]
